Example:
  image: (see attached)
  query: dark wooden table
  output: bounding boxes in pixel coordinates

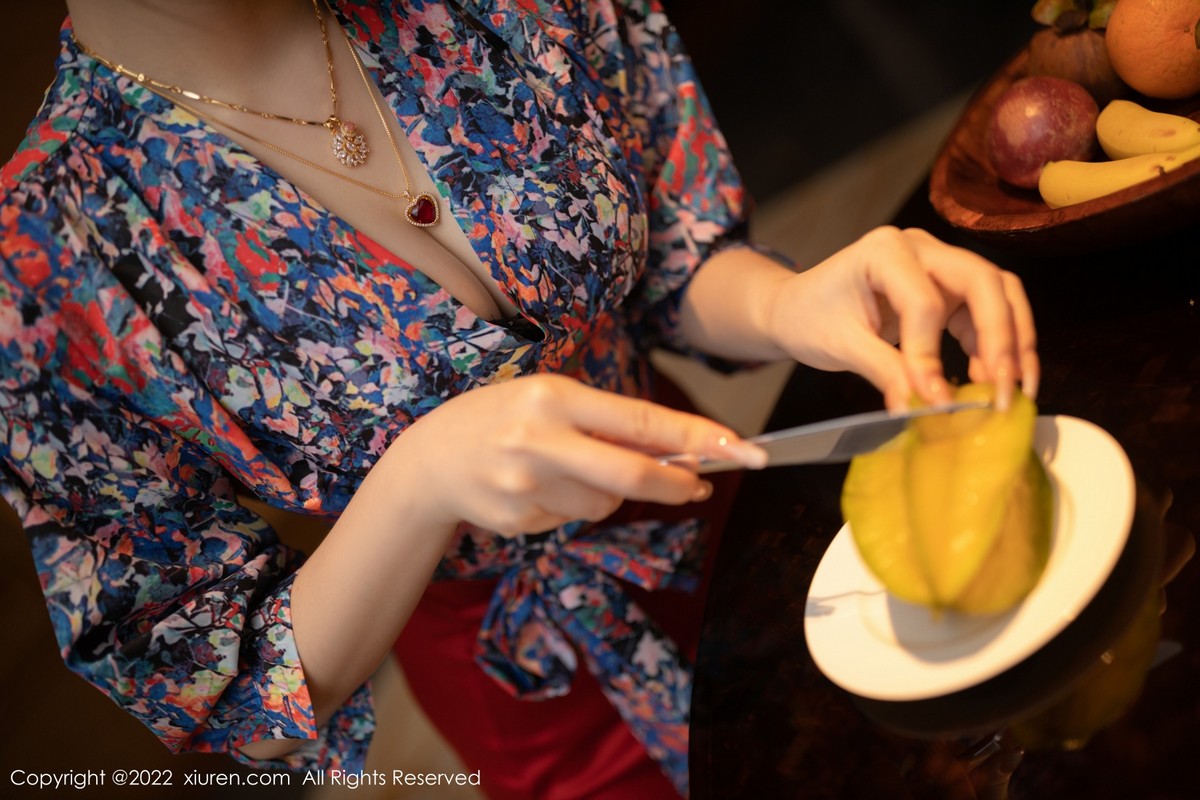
[691,186,1200,798]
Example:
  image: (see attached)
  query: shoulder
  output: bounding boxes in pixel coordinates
[1,94,85,199]
[0,80,100,304]
[0,24,112,195]
[510,0,676,50]
[0,27,157,280]
[0,38,127,303]
[0,59,117,345]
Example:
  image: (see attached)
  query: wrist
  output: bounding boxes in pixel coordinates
[368,432,460,535]
[681,245,796,362]
[758,266,803,361]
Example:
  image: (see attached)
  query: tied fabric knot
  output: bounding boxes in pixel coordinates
[476,517,705,797]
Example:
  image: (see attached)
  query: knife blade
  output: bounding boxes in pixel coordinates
[661,399,990,474]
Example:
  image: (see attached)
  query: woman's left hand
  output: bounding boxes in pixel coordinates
[764,226,1038,411]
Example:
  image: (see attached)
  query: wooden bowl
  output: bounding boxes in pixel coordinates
[929,48,1200,254]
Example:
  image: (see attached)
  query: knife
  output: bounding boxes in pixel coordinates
[660,399,991,474]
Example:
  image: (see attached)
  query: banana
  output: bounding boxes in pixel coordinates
[1038,142,1200,208]
[1096,100,1200,160]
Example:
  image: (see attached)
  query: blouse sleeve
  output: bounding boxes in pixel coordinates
[606,0,756,358]
[0,176,373,771]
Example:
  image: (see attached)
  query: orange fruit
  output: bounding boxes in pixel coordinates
[1105,0,1200,99]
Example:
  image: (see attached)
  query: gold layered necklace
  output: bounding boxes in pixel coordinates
[75,0,368,168]
[72,0,441,228]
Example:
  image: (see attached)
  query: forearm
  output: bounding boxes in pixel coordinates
[677,245,796,362]
[241,444,456,759]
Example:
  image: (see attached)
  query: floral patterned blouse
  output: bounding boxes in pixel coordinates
[0,0,746,792]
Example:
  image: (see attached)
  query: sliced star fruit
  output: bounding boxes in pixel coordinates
[841,383,1051,615]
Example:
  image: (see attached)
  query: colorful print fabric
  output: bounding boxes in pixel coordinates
[0,0,746,792]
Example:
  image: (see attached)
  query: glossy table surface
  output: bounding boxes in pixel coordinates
[690,186,1200,799]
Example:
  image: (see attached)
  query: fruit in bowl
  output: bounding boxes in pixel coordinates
[841,384,1052,616]
[1038,99,1200,207]
[986,75,1100,188]
[1027,0,1127,105]
[1095,98,1200,158]
[1105,0,1200,100]
[926,1,1200,246]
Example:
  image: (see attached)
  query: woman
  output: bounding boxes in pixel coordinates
[0,0,1037,797]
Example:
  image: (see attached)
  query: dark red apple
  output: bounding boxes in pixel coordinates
[985,76,1099,189]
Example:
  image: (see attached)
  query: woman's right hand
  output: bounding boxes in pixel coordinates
[380,374,767,537]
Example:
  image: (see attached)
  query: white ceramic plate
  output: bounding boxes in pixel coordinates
[803,415,1135,702]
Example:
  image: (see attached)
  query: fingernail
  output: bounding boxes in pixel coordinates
[1022,373,1039,402]
[995,368,1013,412]
[691,480,714,502]
[996,388,1012,412]
[717,435,768,469]
[886,384,911,412]
[926,376,953,407]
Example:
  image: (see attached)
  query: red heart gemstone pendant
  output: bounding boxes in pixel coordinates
[405,193,439,227]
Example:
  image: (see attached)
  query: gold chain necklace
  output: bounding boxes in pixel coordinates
[71,3,440,228]
[72,0,370,168]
